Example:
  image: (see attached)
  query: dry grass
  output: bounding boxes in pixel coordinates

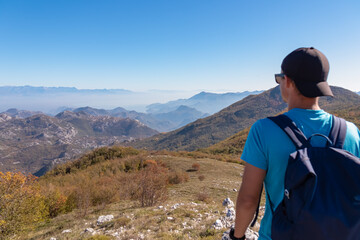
[18,155,265,240]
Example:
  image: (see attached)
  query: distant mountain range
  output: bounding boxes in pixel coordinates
[146,91,263,114]
[0,111,158,175]
[0,86,132,95]
[1,89,262,132]
[130,86,360,151]
[0,86,261,114]
[3,108,44,118]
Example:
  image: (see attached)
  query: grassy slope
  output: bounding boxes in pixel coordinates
[20,155,258,240]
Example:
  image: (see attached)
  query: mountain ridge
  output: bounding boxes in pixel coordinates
[130,86,360,151]
[146,90,263,114]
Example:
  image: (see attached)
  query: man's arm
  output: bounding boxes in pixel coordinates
[234,162,266,238]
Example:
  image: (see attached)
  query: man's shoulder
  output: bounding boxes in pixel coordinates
[250,117,282,135]
[252,117,277,128]
[345,121,360,139]
[345,120,359,131]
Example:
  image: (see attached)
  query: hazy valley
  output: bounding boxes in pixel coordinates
[0,88,260,176]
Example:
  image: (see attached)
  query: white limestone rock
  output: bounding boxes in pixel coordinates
[226,207,236,220]
[97,215,114,225]
[171,203,180,209]
[222,198,234,208]
[213,219,224,230]
[84,228,95,234]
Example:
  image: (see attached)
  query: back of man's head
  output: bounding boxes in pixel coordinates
[281,47,333,98]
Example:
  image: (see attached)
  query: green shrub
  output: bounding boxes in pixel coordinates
[47,146,140,176]
[199,228,216,237]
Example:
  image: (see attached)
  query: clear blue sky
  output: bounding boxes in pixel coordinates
[0,0,359,92]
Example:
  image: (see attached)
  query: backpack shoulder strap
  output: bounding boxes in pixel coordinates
[268,114,308,149]
[329,116,347,149]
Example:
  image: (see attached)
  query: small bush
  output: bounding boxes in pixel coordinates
[91,176,119,207]
[64,191,77,213]
[198,175,205,181]
[197,191,210,203]
[192,163,200,171]
[199,228,216,237]
[44,187,68,218]
[73,176,92,217]
[168,170,189,184]
[126,163,169,207]
[114,217,131,227]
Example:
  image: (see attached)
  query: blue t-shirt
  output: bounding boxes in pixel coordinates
[241,108,360,240]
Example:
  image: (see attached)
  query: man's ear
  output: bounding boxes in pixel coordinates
[284,75,295,88]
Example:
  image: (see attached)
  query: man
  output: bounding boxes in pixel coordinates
[231,47,360,240]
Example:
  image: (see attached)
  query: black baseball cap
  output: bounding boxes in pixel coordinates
[281,47,333,98]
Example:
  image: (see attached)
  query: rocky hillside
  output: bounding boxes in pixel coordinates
[0,112,158,175]
[71,105,207,132]
[130,86,360,151]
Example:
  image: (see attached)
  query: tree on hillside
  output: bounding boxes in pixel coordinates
[0,172,48,239]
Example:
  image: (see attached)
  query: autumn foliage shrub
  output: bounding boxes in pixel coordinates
[198,175,205,181]
[192,163,200,171]
[197,192,210,203]
[129,162,169,207]
[0,172,48,239]
[90,176,120,208]
[197,187,210,203]
[43,186,68,218]
[168,170,189,184]
[36,149,191,217]
[74,177,93,217]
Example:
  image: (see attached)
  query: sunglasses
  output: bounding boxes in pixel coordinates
[274,73,285,84]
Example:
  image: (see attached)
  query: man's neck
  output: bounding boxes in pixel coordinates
[287,95,321,111]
